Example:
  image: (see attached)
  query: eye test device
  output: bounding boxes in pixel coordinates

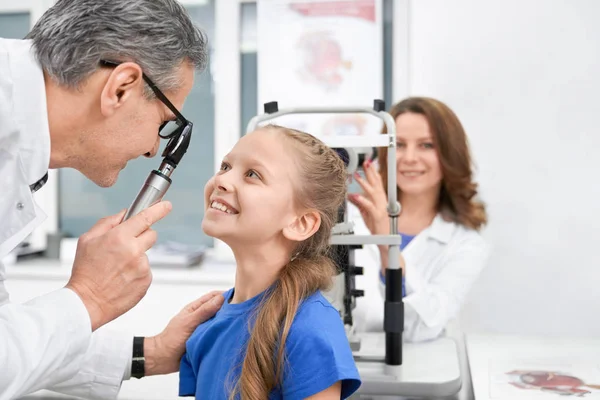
[122,120,192,221]
[246,101,463,399]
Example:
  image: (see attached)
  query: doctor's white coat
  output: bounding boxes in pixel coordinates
[0,38,131,400]
[350,204,491,342]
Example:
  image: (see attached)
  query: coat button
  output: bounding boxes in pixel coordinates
[16,202,24,210]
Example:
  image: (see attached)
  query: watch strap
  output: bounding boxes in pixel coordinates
[131,336,145,379]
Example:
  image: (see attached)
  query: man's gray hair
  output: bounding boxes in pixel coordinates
[26,0,208,97]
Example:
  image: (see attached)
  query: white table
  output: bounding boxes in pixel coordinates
[352,332,463,399]
[466,333,600,400]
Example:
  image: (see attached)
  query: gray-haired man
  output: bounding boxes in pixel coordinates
[0,0,223,398]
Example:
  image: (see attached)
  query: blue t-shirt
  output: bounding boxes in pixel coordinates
[379,233,415,296]
[179,288,361,399]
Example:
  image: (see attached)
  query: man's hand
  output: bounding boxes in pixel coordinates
[66,201,172,331]
[144,291,225,376]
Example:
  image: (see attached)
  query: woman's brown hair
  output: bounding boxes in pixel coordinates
[229,125,348,400]
[379,97,487,230]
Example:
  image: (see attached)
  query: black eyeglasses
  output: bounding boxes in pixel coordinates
[99,59,190,139]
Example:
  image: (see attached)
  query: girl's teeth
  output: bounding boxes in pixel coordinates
[211,201,234,214]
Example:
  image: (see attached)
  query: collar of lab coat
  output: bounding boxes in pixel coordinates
[425,214,456,244]
[399,213,457,264]
[4,39,50,185]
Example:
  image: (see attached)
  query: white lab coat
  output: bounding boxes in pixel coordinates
[350,204,491,342]
[0,38,132,400]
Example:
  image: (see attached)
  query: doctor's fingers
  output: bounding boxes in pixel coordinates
[117,201,172,238]
[186,290,225,312]
[353,172,378,200]
[83,209,127,240]
[349,195,379,234]
[349,193,378,216]
[354,172,388,210]
[135,228,158,252]
[363,160,384,190]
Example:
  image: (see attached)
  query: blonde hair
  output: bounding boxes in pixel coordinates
[229,125,347,400]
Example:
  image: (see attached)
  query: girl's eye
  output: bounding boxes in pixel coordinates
[246,170,260,179]
[421,142,434,149]
[220,162,230,171]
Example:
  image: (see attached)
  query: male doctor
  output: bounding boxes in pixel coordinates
[0,0,224,399]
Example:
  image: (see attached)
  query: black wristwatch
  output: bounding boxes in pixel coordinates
[131,336,145,379]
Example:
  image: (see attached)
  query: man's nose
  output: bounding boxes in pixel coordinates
[144,137,161,158]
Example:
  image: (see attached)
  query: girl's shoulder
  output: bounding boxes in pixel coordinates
[290,291,345,337]
[281,294,361,399]
[298,290,339,314]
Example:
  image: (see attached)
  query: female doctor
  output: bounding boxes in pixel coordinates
[349,97,490,342]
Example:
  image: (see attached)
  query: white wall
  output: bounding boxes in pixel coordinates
[406,0,600,337]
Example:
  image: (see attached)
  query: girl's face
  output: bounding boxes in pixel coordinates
[394,112,443,197]
[202,129,301,247]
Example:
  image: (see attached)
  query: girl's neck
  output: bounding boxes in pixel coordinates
[398,190,439,235]
[230,243,290,304]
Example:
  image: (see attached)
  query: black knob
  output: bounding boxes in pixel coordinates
[351,289,365,298]
[350,266,364,275]
[264,101,279,114]
[373,99,385,112]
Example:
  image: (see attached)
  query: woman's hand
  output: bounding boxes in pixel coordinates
[348,159,389,236]
[349,160,406,277]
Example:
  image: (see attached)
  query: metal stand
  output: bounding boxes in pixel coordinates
[246,100,404,368]
[331,203,364,352]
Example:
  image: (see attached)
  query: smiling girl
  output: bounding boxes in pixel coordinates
[179,125,361,399]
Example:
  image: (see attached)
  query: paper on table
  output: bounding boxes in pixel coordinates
[489,358,600,399]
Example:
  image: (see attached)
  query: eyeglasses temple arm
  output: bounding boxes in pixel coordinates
[141,75,188,123]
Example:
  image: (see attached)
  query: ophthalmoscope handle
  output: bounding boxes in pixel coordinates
[122,163,174,222]
[121,115,193,222]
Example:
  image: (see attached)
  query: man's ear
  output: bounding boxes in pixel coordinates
[283,210,321,242]
[100,62,144,117]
